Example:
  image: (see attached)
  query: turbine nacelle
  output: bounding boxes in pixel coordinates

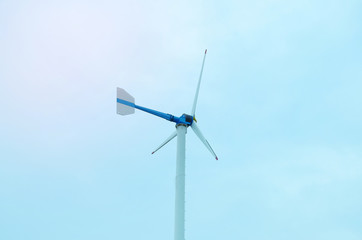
[176,113,194,126]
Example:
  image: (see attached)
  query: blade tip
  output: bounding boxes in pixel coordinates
[216,157,218,160]
[205,49,207,54]
[152,152,155,154]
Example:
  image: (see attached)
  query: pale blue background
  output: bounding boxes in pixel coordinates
[1,0,362,239]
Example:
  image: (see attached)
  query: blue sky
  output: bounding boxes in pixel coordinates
[1,0,362,239]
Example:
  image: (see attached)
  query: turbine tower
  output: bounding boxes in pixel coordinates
[116,49,218,240]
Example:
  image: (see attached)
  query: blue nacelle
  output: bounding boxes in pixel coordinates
[179,114,194,126]
[169,113,193,126]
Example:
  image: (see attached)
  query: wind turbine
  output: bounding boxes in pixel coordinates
[116,49,218,240]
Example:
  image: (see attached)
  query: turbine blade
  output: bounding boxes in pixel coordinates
[191,49,207,117]
[152,130,177,155]
[191,122,218,160]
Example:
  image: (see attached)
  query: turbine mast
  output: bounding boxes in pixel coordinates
[175,124,187,240]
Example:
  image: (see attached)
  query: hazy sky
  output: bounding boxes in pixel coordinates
[1,0,362,239]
